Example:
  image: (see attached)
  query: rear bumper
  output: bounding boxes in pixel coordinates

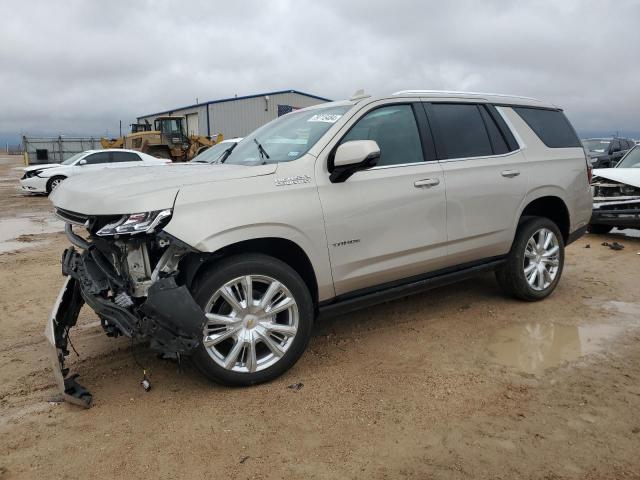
[46,246,208,407]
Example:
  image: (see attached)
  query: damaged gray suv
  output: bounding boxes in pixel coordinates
[47,90,593,406]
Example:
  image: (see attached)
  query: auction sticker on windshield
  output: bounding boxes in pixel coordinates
[308,114,342,123]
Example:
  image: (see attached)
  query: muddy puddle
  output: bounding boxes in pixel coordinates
[0,214,62,253]
[486,322,624,374]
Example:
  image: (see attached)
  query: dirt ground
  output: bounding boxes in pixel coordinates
[1,154,639,480]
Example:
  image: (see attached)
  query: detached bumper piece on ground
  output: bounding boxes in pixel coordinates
[45,235,208,408]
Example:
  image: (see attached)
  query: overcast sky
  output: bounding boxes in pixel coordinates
[1,0,639,143]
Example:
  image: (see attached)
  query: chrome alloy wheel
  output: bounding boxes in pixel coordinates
[203,275,299,373]
[50,178,63,190]
[523,228,560,291]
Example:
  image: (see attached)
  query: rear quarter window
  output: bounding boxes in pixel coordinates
[512,107,581,148]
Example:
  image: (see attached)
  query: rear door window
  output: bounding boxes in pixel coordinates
[479,107,509,155]
[428,103,493,160]
[512,107,581,148]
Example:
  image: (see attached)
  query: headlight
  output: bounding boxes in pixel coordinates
[96,209,172,236]
[24,169,43,178]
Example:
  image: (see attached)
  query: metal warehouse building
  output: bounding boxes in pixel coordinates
[137,89,331,139]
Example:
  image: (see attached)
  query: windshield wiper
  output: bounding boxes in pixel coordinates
[218,143,238,164]
[254,138,270,161]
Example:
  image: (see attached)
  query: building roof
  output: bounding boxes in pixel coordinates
[138,89,332,119]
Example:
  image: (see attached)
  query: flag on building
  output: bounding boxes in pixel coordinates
[277,105,301,116]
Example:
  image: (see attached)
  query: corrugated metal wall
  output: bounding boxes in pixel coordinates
[137,92,327,139]
[209,92,326,138]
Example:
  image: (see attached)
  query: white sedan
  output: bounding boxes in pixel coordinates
[20,149,171,194]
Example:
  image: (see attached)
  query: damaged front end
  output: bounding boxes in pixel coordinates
[591,177,640,229]
[46,207,208,408]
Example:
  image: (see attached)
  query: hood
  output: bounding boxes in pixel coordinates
[593,168,640,189]
[49,163,277,215]
[24,163,62,172]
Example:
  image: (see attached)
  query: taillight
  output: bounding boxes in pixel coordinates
[583,147,593,184]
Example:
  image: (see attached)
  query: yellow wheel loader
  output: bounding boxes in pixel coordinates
[101,116,223,162]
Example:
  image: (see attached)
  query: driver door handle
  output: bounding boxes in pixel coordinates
[501,169,520,178]
[414,178,440,188]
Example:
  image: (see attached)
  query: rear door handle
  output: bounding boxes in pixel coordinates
[501,169,520,178]
[414,178,440,188]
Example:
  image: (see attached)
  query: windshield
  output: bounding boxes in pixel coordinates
[223,105,352,166]
[617,146,640,168]
[62,152,86,165]
[583,139,610,153]
[191,142,238,164]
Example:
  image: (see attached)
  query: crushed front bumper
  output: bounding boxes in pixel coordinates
[44,276,92,407]
[591,197,640,228]
[19,176,47,193]
[45,246,208,407]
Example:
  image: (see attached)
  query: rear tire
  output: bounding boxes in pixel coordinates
[587,224,613,234]
[46,176,66,194]
[496,217,565,301]
[190,253,314,386]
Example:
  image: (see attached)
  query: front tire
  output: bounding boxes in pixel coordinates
[496,217,565,301]
[190,254,314,386]
[46,176,66,194]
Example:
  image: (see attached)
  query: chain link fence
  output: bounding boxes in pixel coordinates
[22,136,103,164]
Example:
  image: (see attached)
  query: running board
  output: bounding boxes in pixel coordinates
[318,257,506,319]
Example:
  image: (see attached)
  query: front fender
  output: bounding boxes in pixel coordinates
[165,160,335,301]
[186,224,334,301]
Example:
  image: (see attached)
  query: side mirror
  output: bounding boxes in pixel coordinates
[330,140,380,183]
[78,159,87,165]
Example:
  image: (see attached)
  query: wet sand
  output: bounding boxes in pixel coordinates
[1,154,640,479]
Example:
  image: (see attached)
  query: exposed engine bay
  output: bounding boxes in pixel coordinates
[46,207,209,408]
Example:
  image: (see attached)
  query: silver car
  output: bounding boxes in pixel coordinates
[47,90,592,406]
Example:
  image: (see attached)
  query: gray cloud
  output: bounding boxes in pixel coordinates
[1,0,639,141]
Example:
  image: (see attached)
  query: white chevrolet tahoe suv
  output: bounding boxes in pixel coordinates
[47,90,592,406]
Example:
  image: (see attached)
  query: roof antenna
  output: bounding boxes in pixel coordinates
[350,89,370,101]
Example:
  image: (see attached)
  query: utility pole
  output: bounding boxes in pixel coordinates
[119,120,122,138]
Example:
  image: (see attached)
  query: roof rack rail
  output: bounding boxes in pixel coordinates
[391,90,542,102]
